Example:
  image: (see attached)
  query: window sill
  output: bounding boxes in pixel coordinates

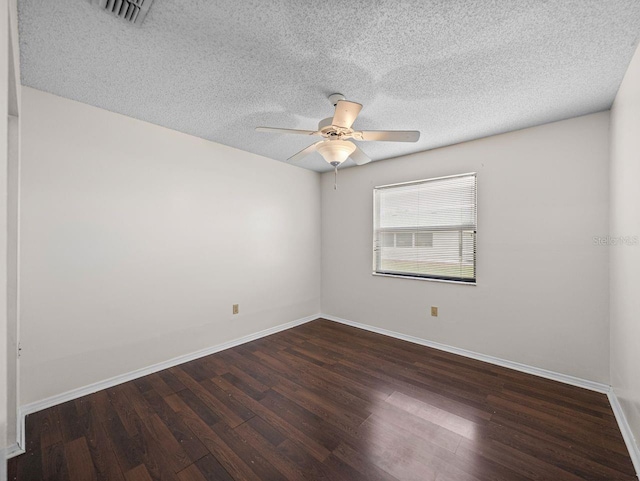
[372,272,477,285]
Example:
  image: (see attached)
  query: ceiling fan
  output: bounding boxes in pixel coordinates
[256,94,420,186]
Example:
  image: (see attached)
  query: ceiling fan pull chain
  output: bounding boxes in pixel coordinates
[334,165,338,190]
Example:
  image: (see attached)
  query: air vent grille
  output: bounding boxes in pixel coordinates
[91,0,154,25]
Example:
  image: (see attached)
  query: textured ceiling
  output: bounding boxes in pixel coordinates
[18,0,640,172]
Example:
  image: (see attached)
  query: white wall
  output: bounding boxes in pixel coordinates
[2,0,20,465]
[610,42,640,454]
[322,112,610,383]
[6,114,18,452]
[0,0,9,475]
[19,87,321,405]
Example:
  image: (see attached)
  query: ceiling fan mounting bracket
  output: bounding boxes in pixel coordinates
[328,93,346,106]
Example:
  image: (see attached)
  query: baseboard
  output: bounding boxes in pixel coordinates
[608,390,640,479]
[15,313,320,452]
[321,314,611,394]
[4,443,25,460]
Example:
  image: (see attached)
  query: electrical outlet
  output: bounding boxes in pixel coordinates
[233,304,239,315]
[431,306,438,317]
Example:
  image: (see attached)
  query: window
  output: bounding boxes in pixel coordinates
[395,232,413,248]
[373,173,477,283]
[380,232,395,247]
[415,232,434,248]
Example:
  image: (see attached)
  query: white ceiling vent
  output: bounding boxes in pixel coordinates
[90,0,154,25]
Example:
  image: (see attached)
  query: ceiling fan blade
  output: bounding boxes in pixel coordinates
[288,141,323,162]
[349,145,371,166]
[358,130,420,142]
[332,100,362,129]
[256,127,320,136]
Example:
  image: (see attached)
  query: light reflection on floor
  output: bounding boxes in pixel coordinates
[357,389,481,480]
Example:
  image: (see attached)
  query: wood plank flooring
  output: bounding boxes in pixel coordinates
[8,319,637,480]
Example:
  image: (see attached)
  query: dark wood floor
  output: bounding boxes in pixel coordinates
[8,319,637,481]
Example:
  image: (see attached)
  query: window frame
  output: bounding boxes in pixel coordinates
[372,172,477,285]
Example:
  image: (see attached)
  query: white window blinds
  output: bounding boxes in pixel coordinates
[373,173,477,283]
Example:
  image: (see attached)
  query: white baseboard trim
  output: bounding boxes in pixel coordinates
[608,390,640,480]
[14,313,320,453]
[5,443,24,460]
[321,314,611,394]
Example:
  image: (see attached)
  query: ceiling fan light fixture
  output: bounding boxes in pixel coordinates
[316,140,356,166]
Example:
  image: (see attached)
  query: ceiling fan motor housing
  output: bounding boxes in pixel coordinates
[318,117,353,139]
